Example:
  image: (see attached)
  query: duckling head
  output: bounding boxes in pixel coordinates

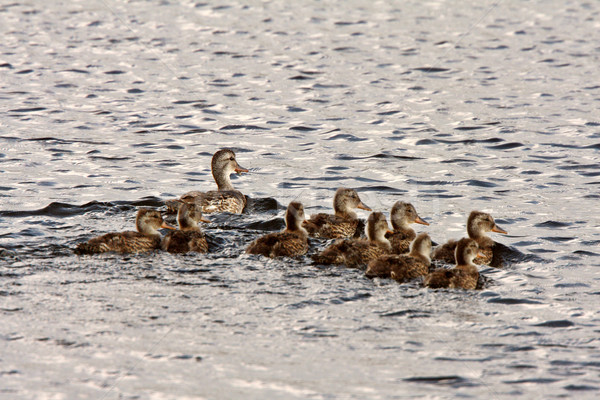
[366,212,392,244]
[390,201,429,230]
[467,211,507,239]
[136,208,175,235]
[178,202,210,231]
[455,237,479,266]
[286,201,308,234]
[333,187,371,217]
[212,149,249,190]
[410,232,432,261]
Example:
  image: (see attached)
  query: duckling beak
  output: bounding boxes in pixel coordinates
[161,221,176,230]
[477,251,486,258]
[414,216,429,226]
[386,230,394,235]
[234,163,249,174]
[357,202,372,211]
[200,217,211,224]
[492,224,507,234]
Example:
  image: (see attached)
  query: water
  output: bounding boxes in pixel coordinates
[1,0,600,398]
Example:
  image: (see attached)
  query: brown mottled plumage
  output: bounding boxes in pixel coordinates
[246,201,308,258]
[386,201,429,254]
[432,211,507,265]
[366,232,432,282]
[424,238,480,290]
[161,202,210,253]
[303,187,371,239]
[312,212,392,268]
[75,209,174,254]
[166,149,248,214]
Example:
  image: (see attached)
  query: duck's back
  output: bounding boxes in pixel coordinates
[387,229,416,254]
[246,231,308,258]
[167,190,246,214]
[366,254,428,281]
[304,213,358,239]
[432,239,458,264]
[314,239,389,268]
[75,231,160,254]
[423,267,478,290]
[161,230,208,254]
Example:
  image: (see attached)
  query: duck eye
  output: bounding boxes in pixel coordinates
[229,156,235,161]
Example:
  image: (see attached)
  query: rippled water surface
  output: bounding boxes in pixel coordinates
[2,1,600,398]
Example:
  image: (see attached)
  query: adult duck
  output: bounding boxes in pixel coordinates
[246,201,309,258]
[303,187,371,239]
[312,212,392,268]
[424,238,481,290]
[75,208,174,254]
[366,232,432,282]
[161,202,210,253]
[386,201,429,254]
[166,149,248,214]
[432,211,507,265]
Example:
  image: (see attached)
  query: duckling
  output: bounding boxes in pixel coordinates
[432,211,507,265]
[161,202,210,253]
[246,201,309,258]
[166,149,249,214]
[424,238,481,290]
[75,208,174,254]
[312,212,392,268]
[303,187,371,239]
[386,201,429,254]
[366,232,432,282]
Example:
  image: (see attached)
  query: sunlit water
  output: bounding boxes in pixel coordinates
[1,1,600,398]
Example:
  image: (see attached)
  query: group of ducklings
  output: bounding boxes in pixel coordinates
[75,149,508,290]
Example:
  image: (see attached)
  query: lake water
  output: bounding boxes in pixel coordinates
[1,1,600,398]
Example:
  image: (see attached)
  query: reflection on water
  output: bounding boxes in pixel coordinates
[1,0,600,398]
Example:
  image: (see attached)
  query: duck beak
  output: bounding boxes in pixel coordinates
[200,217,211,223]
[414,216,429,226]
[234,163,249,174]
[161,221,176,230]
[477,251,486,258]
[492,224,507,234]
[357,202,372,211]
[386,230,394,235]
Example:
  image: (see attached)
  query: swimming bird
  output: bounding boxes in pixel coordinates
[75,208,174,254]
[161,202,210,253]
[245,201,309,258]
[303,187,371,239]
[432,211,507,265]
[424,238,481,290]
[386,201,429,254]
[312,211,392,268]
[166,149,249,214]
[366,232,432,282]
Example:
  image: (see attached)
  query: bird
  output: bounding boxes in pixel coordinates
[432,211,507,265]
[75,208,174,254]
[166,149,249,214]
[386,201,429,254]
[245,201,309,258]
[161,202,210,253]
[424,238,481,290]
[366,232,432,282]
[303,187,371,239]
[312,211,392,268]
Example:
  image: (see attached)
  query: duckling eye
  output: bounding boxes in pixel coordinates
[229,156,235,161]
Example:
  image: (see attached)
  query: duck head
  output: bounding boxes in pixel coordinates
[178,202,210,231]
[410,232,432,261]
[366,212,392,244]
[390,201,429,230]
[467,211,507,239]
[286,201,308,234]
[136,208,175,235]
[333,187,371,218]
[212,149,249,190]
[454,237,480,266]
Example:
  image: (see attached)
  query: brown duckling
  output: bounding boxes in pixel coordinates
[166,149,249,214]
[246,201,309,258]
[312,211,392,268]
[432,211,507,265]
[75,208,174,254]
[303,187,371,239]
[161,202,210,253]
[366,232,432,282]
[424,238,481,290]
[386,201,429,254]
